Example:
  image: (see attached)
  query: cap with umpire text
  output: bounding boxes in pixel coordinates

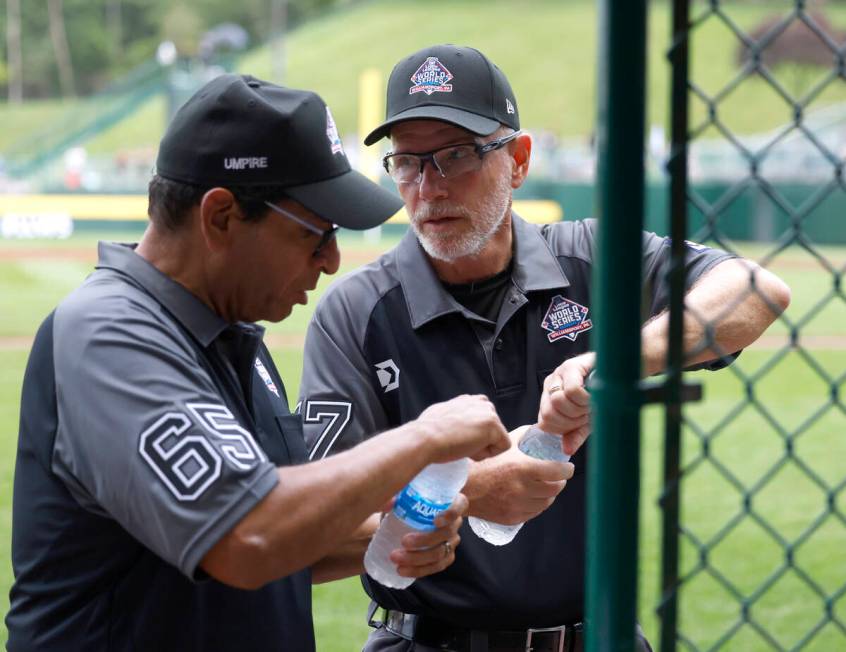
[364,44,519,145]
[156,73,403,229]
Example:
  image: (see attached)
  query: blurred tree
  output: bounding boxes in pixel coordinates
[0,0,355,100]
[737,10,846,97]
[106,0,123,66]
[47,0,76,97]
[5,0,22,103]
[161,3,203,58]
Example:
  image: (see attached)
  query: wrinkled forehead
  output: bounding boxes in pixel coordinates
[389,119,479,151]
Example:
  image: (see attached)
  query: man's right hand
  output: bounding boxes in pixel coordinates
[463,425,574,525]
[416,394,510,463]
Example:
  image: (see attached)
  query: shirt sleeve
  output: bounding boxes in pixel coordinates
[553,220,739,371]
[640,232,740,370]
[299,291,390,459]
[51,288,279,578]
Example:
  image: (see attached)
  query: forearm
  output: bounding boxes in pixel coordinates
[641,258,790,376]
[311,513,380,584]
[202,422,437,588]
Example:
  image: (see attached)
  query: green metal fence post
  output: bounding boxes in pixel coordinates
[586,1,648,651]
[658,1,691,650]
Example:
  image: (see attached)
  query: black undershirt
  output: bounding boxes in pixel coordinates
[443,262,514,324]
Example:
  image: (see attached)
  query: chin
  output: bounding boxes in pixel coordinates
[260,304,293,324]
[419,235,486,262]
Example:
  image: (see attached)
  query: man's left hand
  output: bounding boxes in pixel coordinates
[537,352,595,456]
[390,493,467,578]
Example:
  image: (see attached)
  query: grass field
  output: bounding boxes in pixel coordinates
[0,228,844,650]
[5,0,846,155]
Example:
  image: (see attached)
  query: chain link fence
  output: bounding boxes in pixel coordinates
[658,1,846,650]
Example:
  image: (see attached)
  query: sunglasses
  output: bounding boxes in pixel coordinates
[263,201,338,256]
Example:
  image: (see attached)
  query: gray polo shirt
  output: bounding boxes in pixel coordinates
[299,215,734,629]
[8,242,315,651]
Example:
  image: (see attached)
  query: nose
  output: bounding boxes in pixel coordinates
[314,237,340,275]
[417,159,448,202]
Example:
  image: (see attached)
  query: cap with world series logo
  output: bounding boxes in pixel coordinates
[364,44,520,145]
[156,73,403,230]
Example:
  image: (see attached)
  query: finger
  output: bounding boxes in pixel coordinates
[520,479,569,500]
[537,396,590,433]
[473,439,509,460]
[433,494,469,528]
[523,457,570,481]
[471,423,510,460]
[543,371,565,392]
[536,403,577,434]
[402,517,461,550]
[561,424,591,456]
[392,536,459,574]
[561,368,591,408]
[548,390,590,418]
[379,497,396,515]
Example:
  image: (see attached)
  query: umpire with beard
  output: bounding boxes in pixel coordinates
[6,73,511,651]
[299,45,791,651]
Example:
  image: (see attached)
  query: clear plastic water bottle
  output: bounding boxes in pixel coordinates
[469,426,570,546]
[364,458,469,589]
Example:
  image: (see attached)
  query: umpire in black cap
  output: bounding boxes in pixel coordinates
[299,42,789,652]
[6,73,511,651]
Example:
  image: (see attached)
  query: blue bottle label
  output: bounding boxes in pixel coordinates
[393,485,451,531]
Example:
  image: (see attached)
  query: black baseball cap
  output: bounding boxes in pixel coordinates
[364,44,519,145]
[156,73,403,230]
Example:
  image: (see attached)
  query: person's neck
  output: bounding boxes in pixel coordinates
[429,217,514,284]
[136,225,217,313]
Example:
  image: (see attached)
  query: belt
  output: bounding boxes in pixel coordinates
[381,609,584,652]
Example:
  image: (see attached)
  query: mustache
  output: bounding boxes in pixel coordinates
[412,203,472,223]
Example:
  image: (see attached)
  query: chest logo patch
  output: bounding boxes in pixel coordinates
[254,358,280,397]
[409,57,454,95]
[375,359,400,393]
[541,295,593,343]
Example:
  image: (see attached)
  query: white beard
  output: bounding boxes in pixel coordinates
[411,173,513,263]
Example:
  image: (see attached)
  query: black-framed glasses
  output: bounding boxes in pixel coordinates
[382,130,522,185]
[263,201,338,256]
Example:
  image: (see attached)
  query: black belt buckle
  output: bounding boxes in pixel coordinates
[525,624,567,652]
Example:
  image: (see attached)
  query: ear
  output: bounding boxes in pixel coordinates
[510,132,532,190]
[199,188,240,252]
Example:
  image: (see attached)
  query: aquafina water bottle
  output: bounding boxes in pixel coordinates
[468,426,570,546]
[364,458,469,589]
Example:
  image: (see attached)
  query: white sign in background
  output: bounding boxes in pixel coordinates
[1,214,74,239]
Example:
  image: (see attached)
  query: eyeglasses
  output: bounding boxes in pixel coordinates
[382,130,522,185]
[263,201,338,256]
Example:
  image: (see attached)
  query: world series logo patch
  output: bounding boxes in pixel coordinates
[254,358,280,397]
[409,57,454,95]
[541,295,593,343]
[325,107,344,155]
